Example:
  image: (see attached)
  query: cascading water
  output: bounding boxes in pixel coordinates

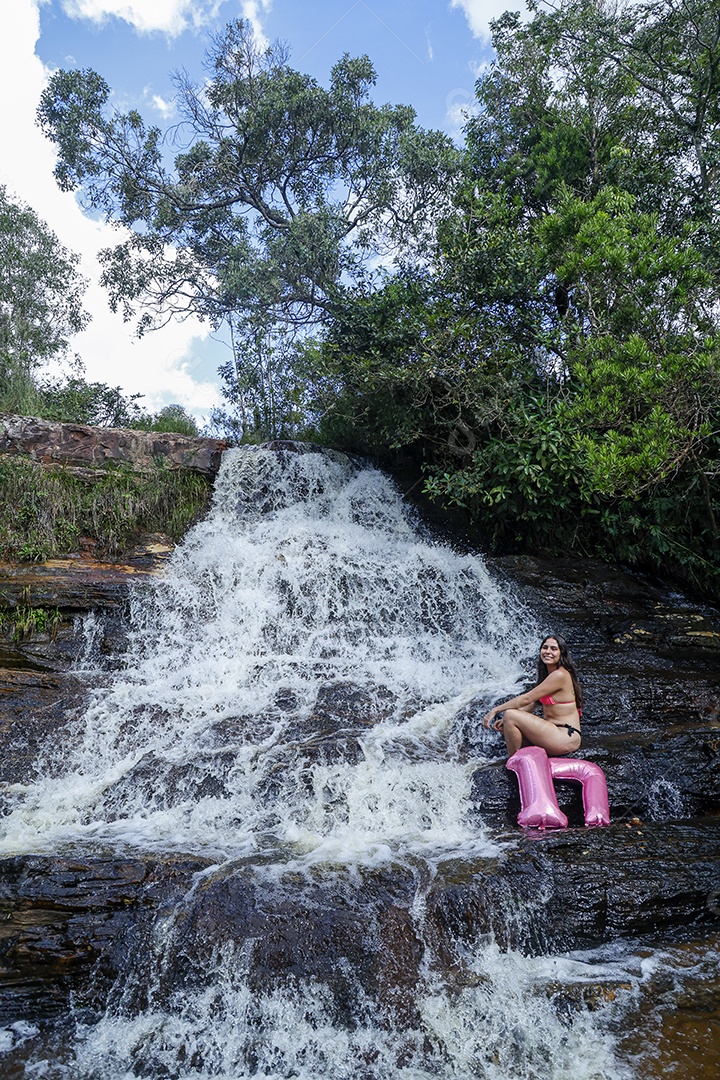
[0,445,534,865]
[0,446,677,1078]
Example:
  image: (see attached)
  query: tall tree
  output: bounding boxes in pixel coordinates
[0,186,89,412]
[308,0,720,596]
[574,0,720,228]
[37,19,454,339]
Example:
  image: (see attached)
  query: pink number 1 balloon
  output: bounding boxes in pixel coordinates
[506,746,610,829]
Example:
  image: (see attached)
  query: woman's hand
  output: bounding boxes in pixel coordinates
[482,709,503,731]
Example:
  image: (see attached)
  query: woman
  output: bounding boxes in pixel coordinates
[482,635,583,757]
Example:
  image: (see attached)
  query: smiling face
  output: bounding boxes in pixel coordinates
[540,637,561,670]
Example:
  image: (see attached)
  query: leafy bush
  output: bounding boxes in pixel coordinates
[34,376,148,427]
[134,404,200,437]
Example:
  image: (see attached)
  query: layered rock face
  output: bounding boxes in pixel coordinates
[0,414,226,478]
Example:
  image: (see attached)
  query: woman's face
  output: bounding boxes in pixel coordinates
[540,638,561,667]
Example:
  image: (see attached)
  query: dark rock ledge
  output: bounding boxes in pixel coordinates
[1,819,718,1027]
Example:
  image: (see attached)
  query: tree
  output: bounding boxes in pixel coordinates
[537,186,719,497]
[208,314,311,442]
[565,0,720,230]
[308,1,720,597]
[0,186,89,413]
[36,376,148,427]
[464,4,647,212]
[37,19,454,341]
[465,0,720,236]
[136,403,199,436]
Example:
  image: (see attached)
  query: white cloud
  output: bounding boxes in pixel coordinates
[470,57,492,79]
[240,1,272,48]
[449,0,528,43]
[149,91,177,120]
[0,1,221,419]
[59,0,227,37]
[444,86,480,141]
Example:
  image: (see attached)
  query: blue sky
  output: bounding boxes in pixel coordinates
[36,1,497,135]
[1,1,517,421]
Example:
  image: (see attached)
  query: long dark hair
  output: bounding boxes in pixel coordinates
[536,634,584,709]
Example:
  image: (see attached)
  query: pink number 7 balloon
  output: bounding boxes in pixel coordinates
[506,746,610,829]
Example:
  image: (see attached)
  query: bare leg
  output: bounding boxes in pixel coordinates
[497,709,581,758]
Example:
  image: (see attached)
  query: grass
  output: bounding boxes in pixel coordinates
[0,591,63,641]
[0,456,212,562]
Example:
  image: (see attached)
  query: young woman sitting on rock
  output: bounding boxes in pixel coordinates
[482,635,583,758]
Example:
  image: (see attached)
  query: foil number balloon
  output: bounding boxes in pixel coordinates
[506,745,610,829]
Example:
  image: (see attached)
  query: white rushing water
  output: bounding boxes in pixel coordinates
[0,446,536,866]
[0,446,646,1079]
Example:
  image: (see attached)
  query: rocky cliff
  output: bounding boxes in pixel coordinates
[0,414,226,478]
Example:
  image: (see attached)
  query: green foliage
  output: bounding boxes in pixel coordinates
[0,595,62,642]
[34,376,149,427]
[210,320,310,443]
[0,457,210,561]
[0,186,89,412]
[467,0,720,233]
[134,404,199,437]
[38,19,455,337]
[305,1,720,599]
[536,185,720,497]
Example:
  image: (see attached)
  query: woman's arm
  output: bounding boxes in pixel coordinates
[481,670,566,729]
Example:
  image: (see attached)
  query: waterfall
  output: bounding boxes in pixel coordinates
[0,446,535,865]
[0,446,646,1078]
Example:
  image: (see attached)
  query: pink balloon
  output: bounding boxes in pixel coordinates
[506,746,568,829]
[550,757,610,827]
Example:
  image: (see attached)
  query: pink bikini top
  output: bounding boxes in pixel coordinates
[539,694,582,716]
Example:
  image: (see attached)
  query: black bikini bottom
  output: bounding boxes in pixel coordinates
[555,723,581,738]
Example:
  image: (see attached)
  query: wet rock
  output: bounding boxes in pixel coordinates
[307,682,396,734]
[489,555,720,669]
[0,854,210,1022]
[164,865,427,1029]
[0,666,85,785]
[471,727,720,829]
[2,818,717,1030]
[584,731,720,820]
[427,819,720,958]
[94,749,236,815]
[0,534,177,783]
[0,534,174,614]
